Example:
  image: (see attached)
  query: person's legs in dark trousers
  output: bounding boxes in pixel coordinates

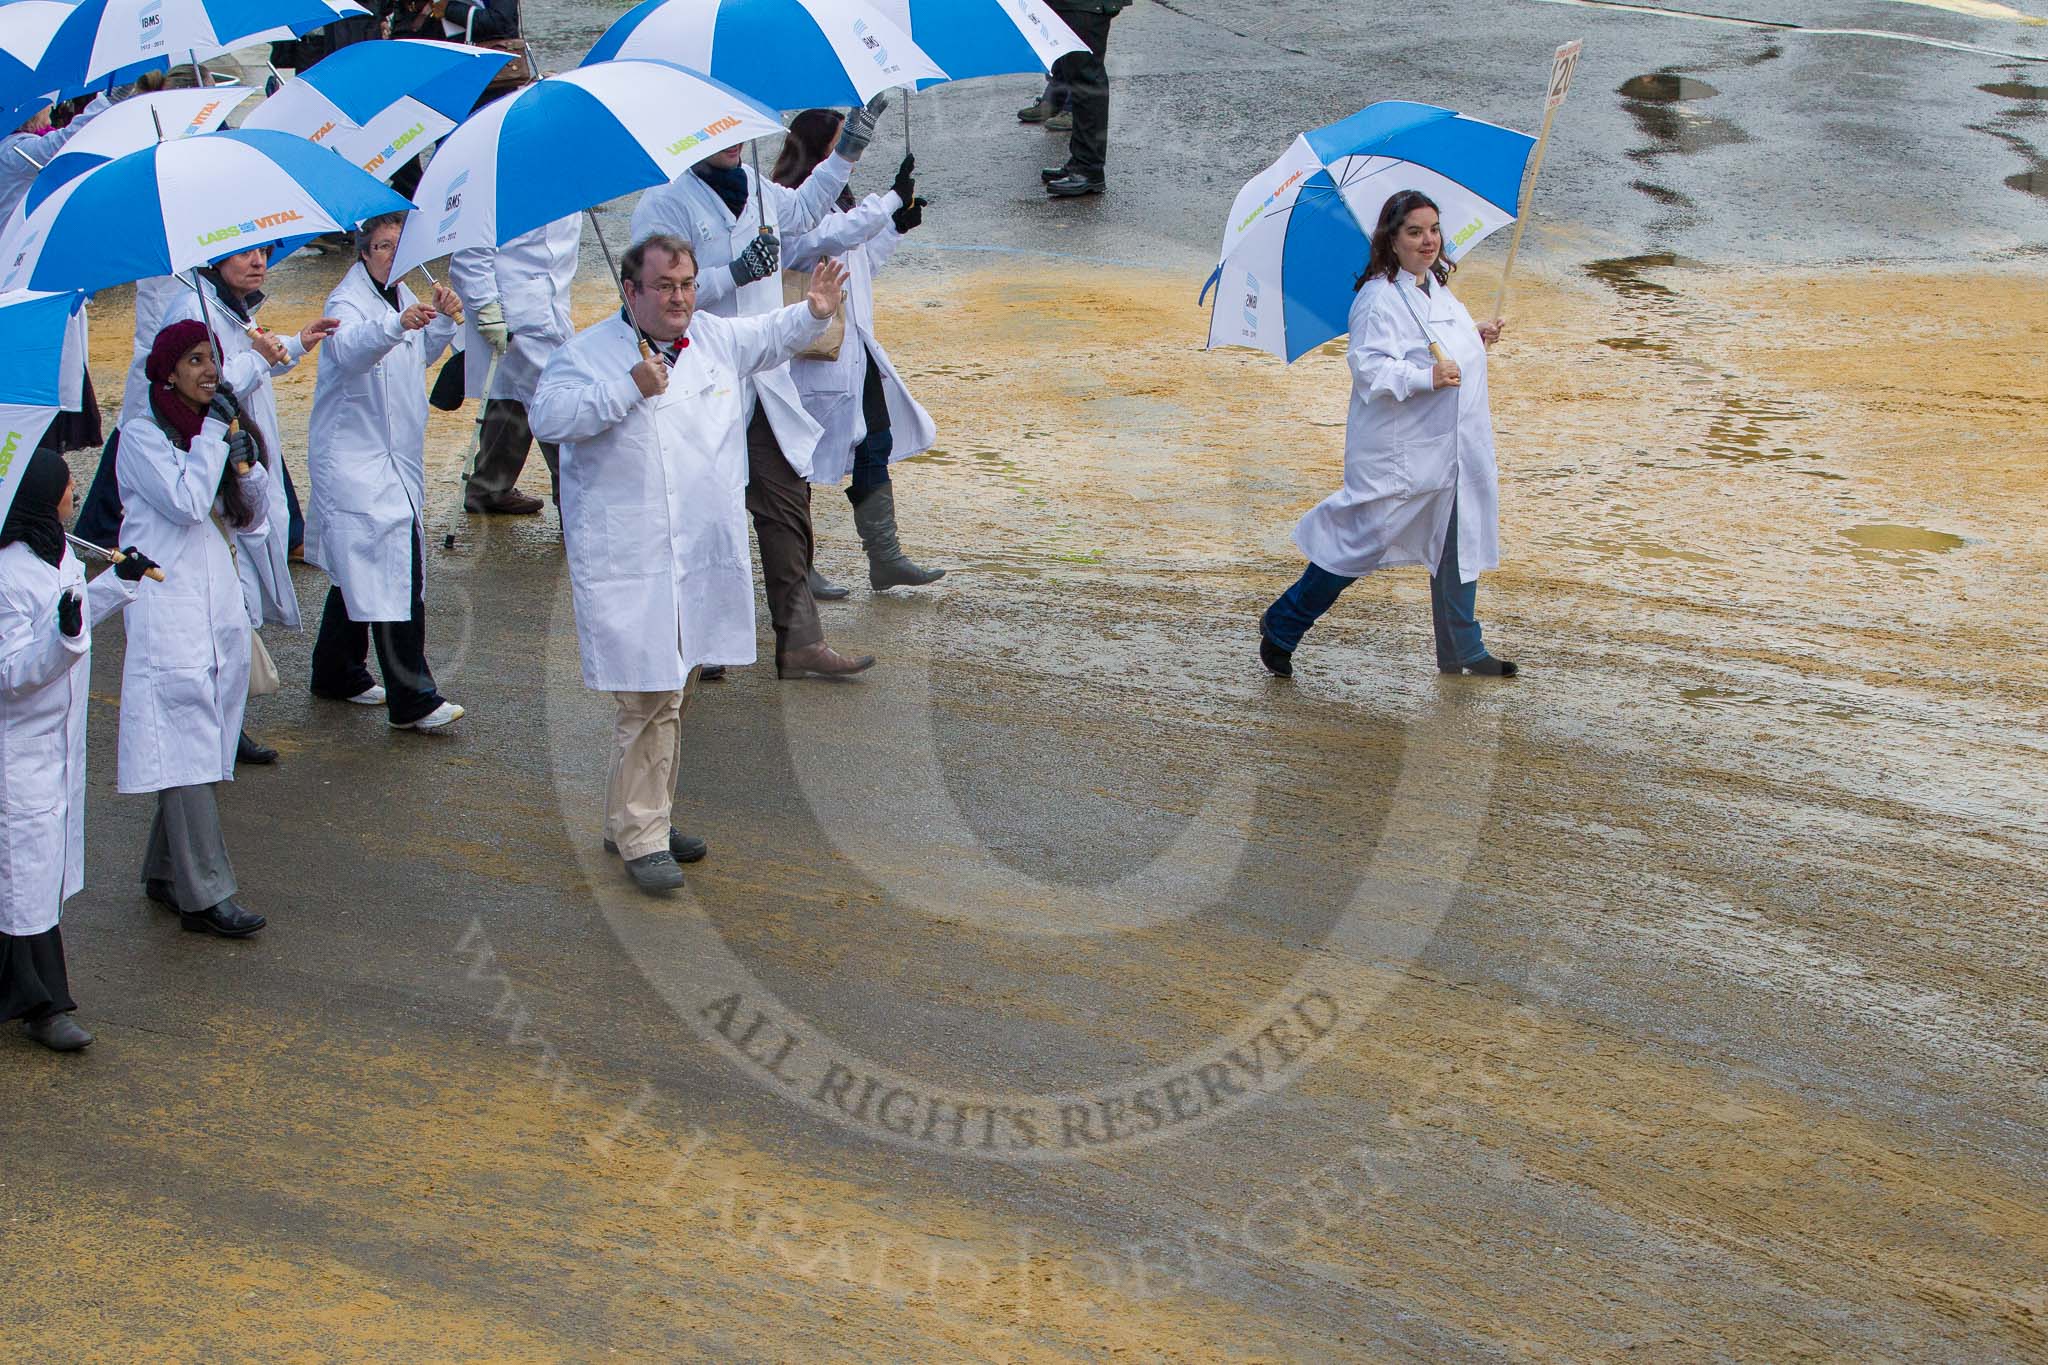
[279,451,305,552]
[466,398,557,509]
[1428,497,1486,668]
[1053,10,1113,181]
[1261,562,1357,653]
[744,407,823,657]
[144,785,238,912]
[73,431,125,546]
[309,585,376,699]
[849,354,893,501]
[370,526,443,725]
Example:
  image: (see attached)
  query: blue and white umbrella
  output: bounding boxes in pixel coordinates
[0,1,75,119]
[582,0,947,110]
[391,59,783,277]
[0,288,87,523]
[31,0,370,93]
[0,127,410,295]
[1201,101,1535,362]
[19,84,254,220]
[241,39,514,183]
[867,0,1083,86]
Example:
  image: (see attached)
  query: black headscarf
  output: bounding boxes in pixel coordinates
[693,161,751,218]
[0,446,71,569]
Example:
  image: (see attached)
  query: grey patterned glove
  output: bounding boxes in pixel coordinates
[226,429,259,470]
[728,231,780,287]
[835,93,889,160]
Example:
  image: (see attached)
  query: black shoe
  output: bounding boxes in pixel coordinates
[1259,635,1294,678]
[698,665,727,682]
[604,829,708,865]
[808,567,851,601]
[1040,165,1073,184]
[1442,656,1518,677]
[237,731,278,766]
[624,850,685,893]
[144,878,179,911]
[1045,173,1105,198]
[180,898,267,938]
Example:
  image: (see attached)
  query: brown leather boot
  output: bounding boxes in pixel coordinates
[776,641,876,679]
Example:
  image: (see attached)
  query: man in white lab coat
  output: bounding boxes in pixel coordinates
[529,235,849,892]
[449,213,581,514]
[628,98,887,674]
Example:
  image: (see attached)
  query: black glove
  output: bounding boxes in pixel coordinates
[208,390,241,426]
[890,153,915,207]
[114,547,158,583]
[226,429,259,470]
[729,230,780,287]
[56,589,82,638]
[892,196,927,235]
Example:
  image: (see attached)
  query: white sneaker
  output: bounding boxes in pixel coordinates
[347,684,387,705]
[392,701,464,731]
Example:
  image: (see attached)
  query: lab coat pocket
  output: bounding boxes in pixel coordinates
[603,506,663,579]
[1,726,64,814]
[130,595,211,671]
[1397,431,1459,495]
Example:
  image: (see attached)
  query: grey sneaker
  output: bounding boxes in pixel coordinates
[604,829,709,864]
[1017,98,1056,123]
[624,850,685,892]
[23,1014,94,1051]
[1046,110,1073,131]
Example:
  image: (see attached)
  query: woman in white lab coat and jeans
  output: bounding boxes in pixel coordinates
[774,109,944,591]
[305,212,465,731]
[117,320,273,938]
[0,448,155,1050]
[1258,190,1517,680]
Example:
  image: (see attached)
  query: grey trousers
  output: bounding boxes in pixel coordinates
[144,784,237,913]
[465,398,560,504]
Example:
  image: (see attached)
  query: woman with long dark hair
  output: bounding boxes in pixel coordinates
[775,109,945,592]
[0,449,154,1050]
[114,320,273,938]
[1258,189,1515,679]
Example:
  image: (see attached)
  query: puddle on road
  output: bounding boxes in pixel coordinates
[1620,71,1751,162]
[1680,686,1871,724]
[1584,253,1697,300]
[1684,394,1810,463]
[1839,524,1968,555]
[1981,81,2048,103]
[1598,335,1675,354]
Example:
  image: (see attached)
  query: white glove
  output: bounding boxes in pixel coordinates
[475,300,509,353]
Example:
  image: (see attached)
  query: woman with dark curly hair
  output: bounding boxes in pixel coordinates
[1258,189,1515,679]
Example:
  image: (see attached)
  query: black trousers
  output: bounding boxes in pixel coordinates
[465,398,560,505]
[744,408,823,654]
[308,524,442,724]
[1050,8,1115,178]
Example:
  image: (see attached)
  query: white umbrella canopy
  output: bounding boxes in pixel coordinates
[0,288,87,524]
[391,59,784,278]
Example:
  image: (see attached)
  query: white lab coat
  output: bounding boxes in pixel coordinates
[448,214,581,404]
[115,414,269,795]
[0,545,136,935]
[530,304,829,691]
[1294,277,1500,582]
[629,157,853,479]
[785,190,937,486]
[306,263,458,622]
[130,274,308,631]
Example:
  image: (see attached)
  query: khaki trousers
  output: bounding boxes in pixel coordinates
[604,682,694,860]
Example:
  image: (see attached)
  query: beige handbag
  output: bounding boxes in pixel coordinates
[248,630,281,698]
[782,269,843,361]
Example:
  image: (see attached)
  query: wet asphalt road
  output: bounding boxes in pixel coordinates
[8,0,2048,1357]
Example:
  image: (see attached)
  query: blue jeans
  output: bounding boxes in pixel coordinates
[1261,498,1486,666]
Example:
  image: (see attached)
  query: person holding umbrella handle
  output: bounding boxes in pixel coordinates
[0,449,156,1050]
[1258,189,1518,681]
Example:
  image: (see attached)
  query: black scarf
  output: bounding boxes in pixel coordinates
[367,264,403,313]
[0,446,70,569]
[693,161,750,218]
[198,266,264,323]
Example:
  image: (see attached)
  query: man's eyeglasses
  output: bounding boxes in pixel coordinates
[634,279,697,298]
